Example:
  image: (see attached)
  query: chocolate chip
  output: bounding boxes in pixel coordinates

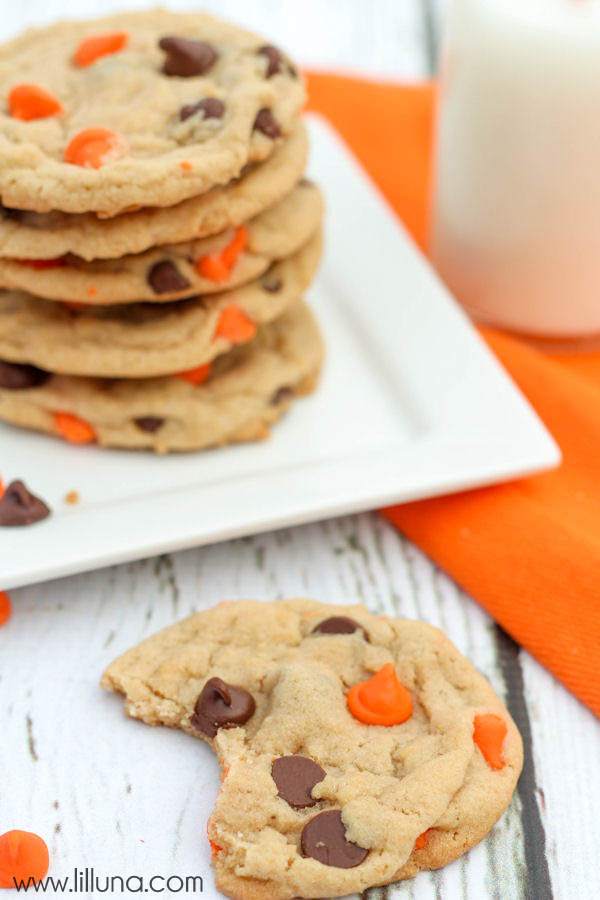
[0,480,51,527]
[271,756,325,809]
[299,177,314,187]
[0,360,49,390]
[159,37,217,77]
[312,616,368,639]
[253,108,281,139]
[257,45,283,77]
[301,810,368,868]
[271,386,293,406]
[147,260,190,295]
[192,677,255,737]
[262,276,282,293]
[134,417,164,433]
[180,97,225,121]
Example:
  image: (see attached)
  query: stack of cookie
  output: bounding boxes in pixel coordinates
[0,11,323,452]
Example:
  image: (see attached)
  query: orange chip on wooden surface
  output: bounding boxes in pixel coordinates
[0,830,49,889]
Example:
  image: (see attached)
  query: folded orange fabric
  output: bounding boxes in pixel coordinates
[306,72,600,717]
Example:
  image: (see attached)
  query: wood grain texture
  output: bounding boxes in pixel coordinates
[1,2,599,899]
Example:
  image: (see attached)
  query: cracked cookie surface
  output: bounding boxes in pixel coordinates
[0,10,305,214]
[102,598,523,898]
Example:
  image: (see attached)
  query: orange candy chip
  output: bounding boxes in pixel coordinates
[215,305,256,344]
[197,226,248,283]
[414,828,433,851]
[64,128,127,169]
[208,839,222,856]
[8,84,63,121]
[176,362,211,386]
[473,714,507,770]
[347,663,413,726]
[74,32,128,67]
[53,412,97,445]
[0,831,49,889]
[0,591,11,628]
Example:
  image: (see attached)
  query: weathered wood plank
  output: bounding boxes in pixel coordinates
[0,515,531,899]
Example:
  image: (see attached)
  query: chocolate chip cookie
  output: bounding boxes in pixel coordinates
[0,11,305,214]
[102,598,523,898]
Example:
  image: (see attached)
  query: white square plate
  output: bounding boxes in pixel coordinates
[0,115,560,589]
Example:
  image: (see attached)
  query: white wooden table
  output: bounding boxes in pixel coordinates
[2,3,599,899]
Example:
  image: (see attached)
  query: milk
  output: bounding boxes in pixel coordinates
[431,0,600,339]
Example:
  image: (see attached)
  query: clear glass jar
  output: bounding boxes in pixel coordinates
[430,0,600,349]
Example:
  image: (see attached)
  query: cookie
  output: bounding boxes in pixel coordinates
[0,11,304,214]
[0,230,322,378]
[0,182,323,303]
[0,301,323,452]
[102,598,523,899]
[0,123,308,261]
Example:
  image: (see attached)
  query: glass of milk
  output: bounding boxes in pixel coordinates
[430,0,600,348]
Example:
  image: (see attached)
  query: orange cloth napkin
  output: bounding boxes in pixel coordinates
[306,73,600,717]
